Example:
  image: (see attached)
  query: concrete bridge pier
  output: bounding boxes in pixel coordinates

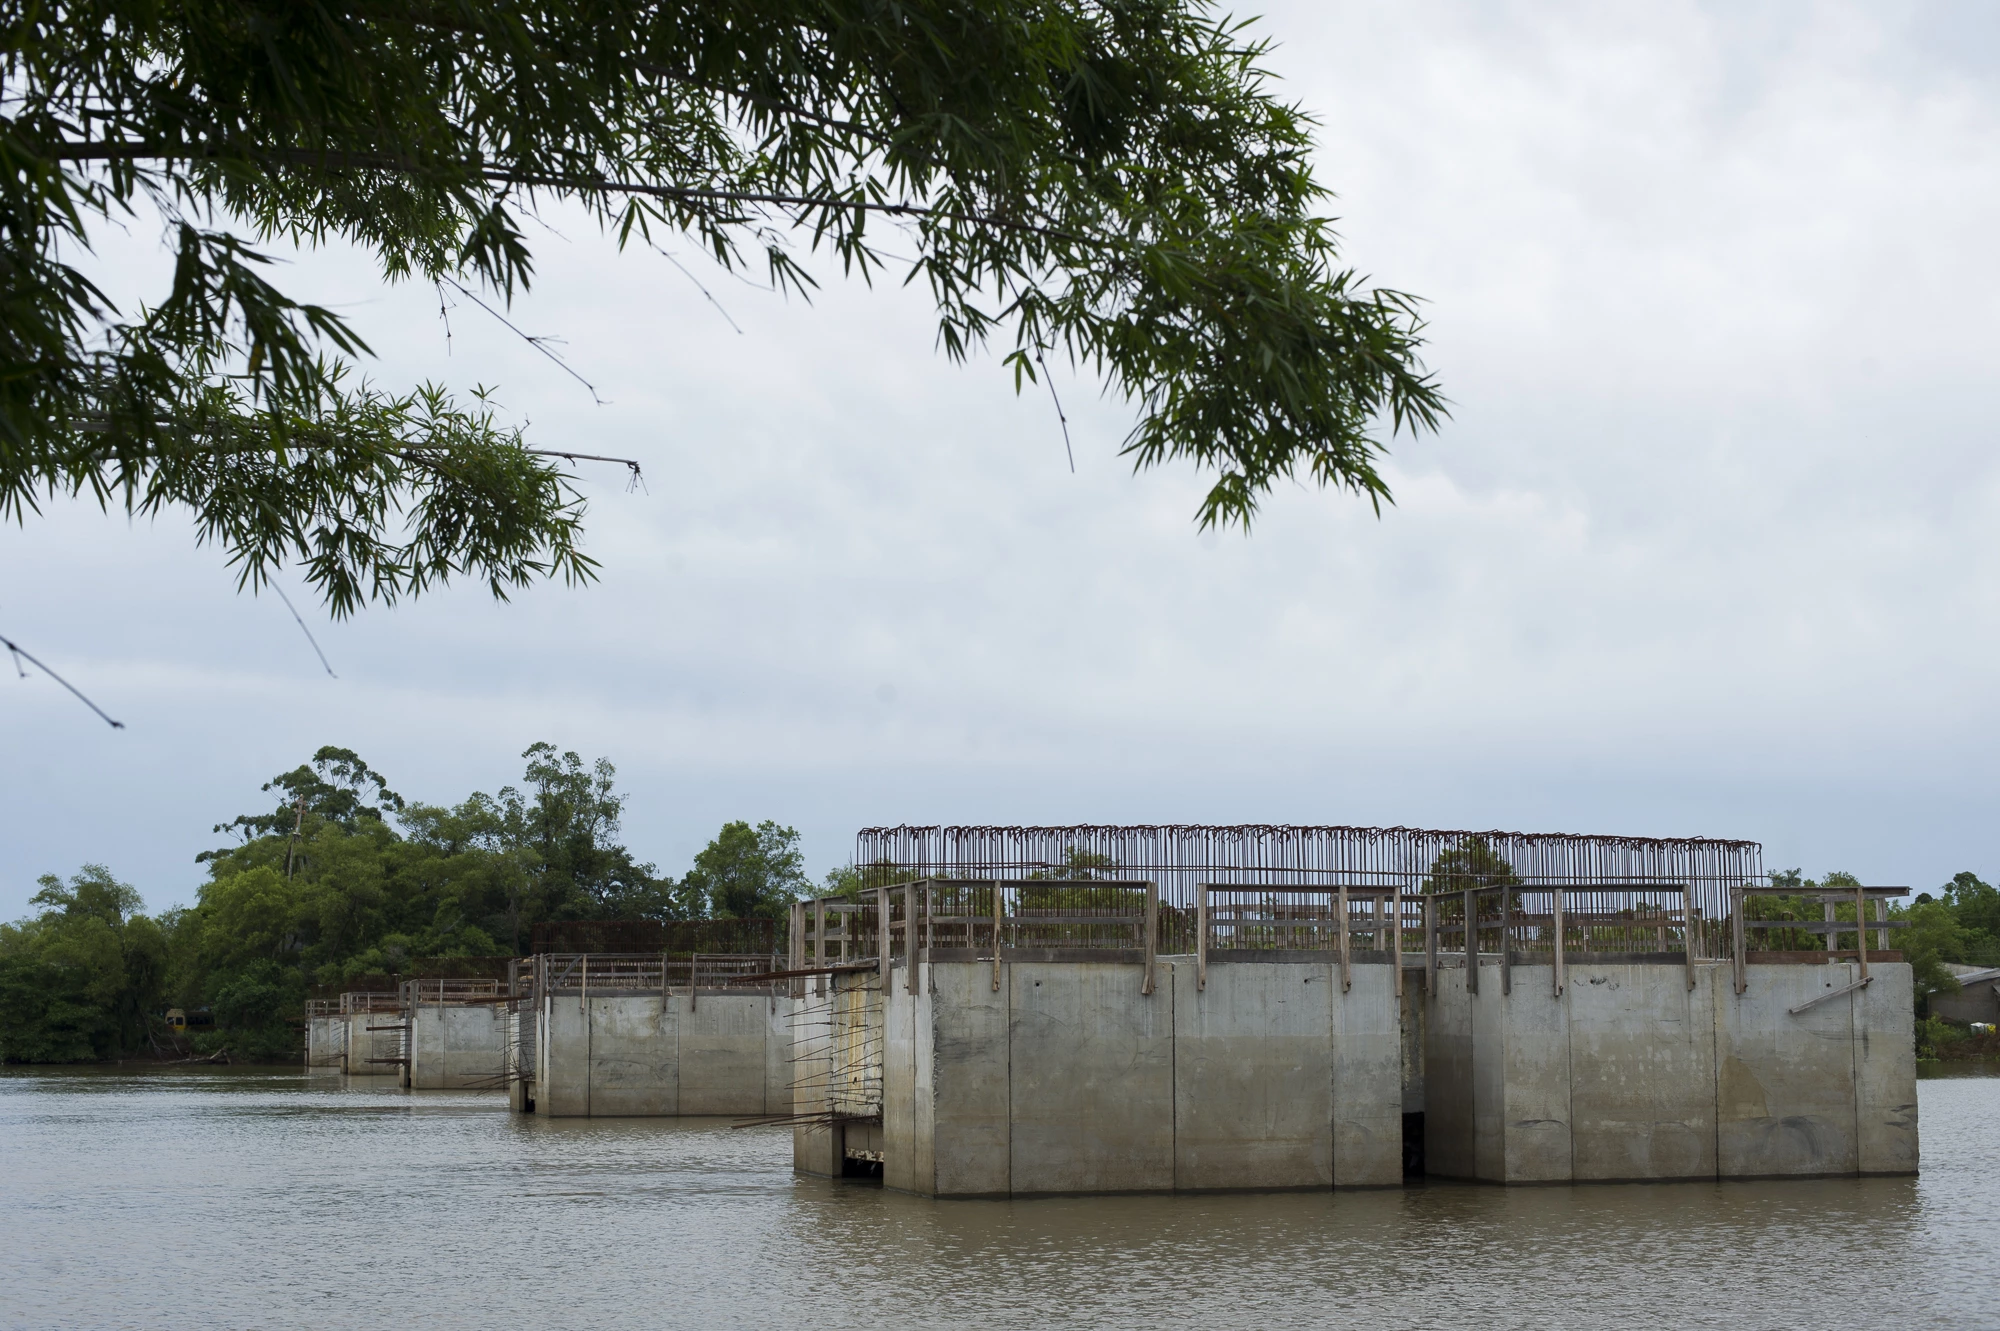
[1422,960,1917,1182]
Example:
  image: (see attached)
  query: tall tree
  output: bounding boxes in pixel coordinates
[3,0,1443,617]
[204,745,404,852]
[0,865,167,1061]
[684,821,810,921]
[496,742,680,922]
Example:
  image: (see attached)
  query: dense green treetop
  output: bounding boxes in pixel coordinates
[0,742,824,1060]
[681,819,812,921]
[2,0,1443,615]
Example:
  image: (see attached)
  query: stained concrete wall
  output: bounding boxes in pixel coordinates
[531,990,789,1117]
[1928,973,2000,1025]
[1425,961,1918,1183]
[305,1016,343,1071]
[407,1003,508,1089]
[864,957,1408,1197]
[342,1012,402,1077]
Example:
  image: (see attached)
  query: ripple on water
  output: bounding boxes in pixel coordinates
[1,1067,1992,1331]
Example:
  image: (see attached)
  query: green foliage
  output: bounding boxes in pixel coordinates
[822,859,907,903]
[1900,871,2000,1008]
[494,743,689,924]
[0,865,167,1062]
[684,821,809,921]
[5,742,809,1061]
[1026,848,1119,881]
[1422,838,1521,921]
[1915,1013,1967,1062]
[204,746,404,851]
[3,0,1442,618]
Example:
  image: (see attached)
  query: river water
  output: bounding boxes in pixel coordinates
[2,1068,1993,1331]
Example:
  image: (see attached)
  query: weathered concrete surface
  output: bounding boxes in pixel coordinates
[407,1003,508,1089]
[1855,964,1919,1174]
[1424,966,1474,1181]
[1427,961,1918,1183]
[1400,980,1427,1114]
[791,982,839,1177]
[1009,960,1176,1193]
[341,1012,402,1077]
[1714,963,1858,1177]
[926,961,1011,1196]
[1173,960,1331,1191]
[532,991,787,1117]
[305,1015,343,1071]
[869,958,1406,1197]
[1332,964,1405,1188]
[1928,967,2000,1024]
[881,965,935,1194]
[503,1003,533,1111]
[1571,965,1715,1181]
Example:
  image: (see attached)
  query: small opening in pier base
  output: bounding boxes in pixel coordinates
[841,1154,884,1181]
[1402,1113,1425,1177]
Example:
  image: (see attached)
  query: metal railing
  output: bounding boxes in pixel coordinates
[790,879,1167,997]
[403,978,506,1006]
[531,953,781,994]
[337,991,401,1015]
[790,869,1912,1002]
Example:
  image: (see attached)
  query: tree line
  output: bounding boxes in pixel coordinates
[9,790,2000,1065]
[0,744,820,1062]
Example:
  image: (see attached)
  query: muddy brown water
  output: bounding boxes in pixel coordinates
[2,1066,1994,1330]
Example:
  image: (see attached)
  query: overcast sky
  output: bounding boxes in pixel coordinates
[6,0,1999,918]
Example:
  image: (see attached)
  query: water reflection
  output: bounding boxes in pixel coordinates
[2,1069,1989,1330]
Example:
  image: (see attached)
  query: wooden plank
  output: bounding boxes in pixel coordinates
[1731,885,1746,996]
[1553,885,1566,997]
[1789,975,1872,1014]
[1337,885,1351,993]
[1742,919,1909,935]
[1392,880,1405,1003]
[1683,882,1698,992]
[1739,885,1909,898]
[1142,882,1158,996]
[1424,894,1437,995]
[1499,887,1512,996]
[1854,883,1869,983]
[908,882,923,995]
[1197,884,1209,993]
[1745,949,1903,964]
[992,881,1003,993]
[878,886,891,984]
[1464,888,1477,995]
[814,900,827,997]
